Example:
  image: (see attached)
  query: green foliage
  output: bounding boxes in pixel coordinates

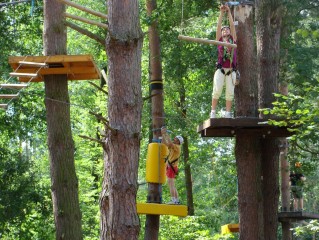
[293,220,319,239]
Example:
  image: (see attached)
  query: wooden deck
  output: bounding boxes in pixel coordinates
[9,55,100,82]
[197,118,294,138]
[278,211,319,222]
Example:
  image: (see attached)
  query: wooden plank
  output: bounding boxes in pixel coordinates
[178,35,237,48]
[0,94,19,99]
[136,203,188,217]
[9,55,101,82]
[9,55,94,66]
[10,72,38,78]
[197,118,294,138]
[278,211,319,222]
[0,104,8,109]
[0,83,28,89]
[14,66,97,75]
[58,0,108,19]
[64,13,108,29]
[18,61,48,67]
[18,73,100,82]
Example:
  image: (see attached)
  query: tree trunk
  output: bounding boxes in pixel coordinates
[234,4,258,117]
[236,135,262,240]
[256,0,283,239]
[261,138,280,239]
[144,0,164,239]
[99,0,143,239]
[183,136,194,215]
[279,84,292,240]
[43,1,83,239]
[234,4,262,239]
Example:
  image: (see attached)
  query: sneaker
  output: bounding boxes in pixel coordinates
[210,111,216,118]
[224,112,232,118]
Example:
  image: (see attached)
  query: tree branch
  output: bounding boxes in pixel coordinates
[79,135,104,144]
[65,21,105,46]
[88,81,108,95]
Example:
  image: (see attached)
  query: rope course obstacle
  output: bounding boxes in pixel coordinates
[136,142,188,217]
[0,55,101,110]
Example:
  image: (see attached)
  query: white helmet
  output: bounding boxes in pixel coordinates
[175,135,184,145]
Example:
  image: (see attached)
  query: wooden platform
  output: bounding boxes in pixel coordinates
[9,55,100,82]
[221,223,239,234]
[136,202,188,217]
[197,118,294,138]
[278,211,319,222]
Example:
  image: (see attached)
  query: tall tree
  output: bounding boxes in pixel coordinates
[256,0,283,239]
[233,3,262,239]
[43,0,83,239]
[99,0,143,239]
[144,0,165,239]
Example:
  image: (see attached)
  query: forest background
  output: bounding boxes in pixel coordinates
[0,0,318,239]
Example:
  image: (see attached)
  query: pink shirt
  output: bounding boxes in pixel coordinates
[217,36,237,68]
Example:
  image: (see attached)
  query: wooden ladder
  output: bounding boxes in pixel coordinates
[0,60,47,110]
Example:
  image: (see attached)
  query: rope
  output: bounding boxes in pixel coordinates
[180,0,184,34]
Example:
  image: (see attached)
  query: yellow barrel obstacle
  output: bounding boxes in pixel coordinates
[137,142,188,217]
[145,142,169,184]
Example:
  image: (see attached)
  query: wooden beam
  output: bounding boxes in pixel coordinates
[0,83,28,89]
[19,61,48,68]
[9,55,95,65]
[15,66,97,75]
[64,13,108,30]
[0,94,19,99]
[10,72,38,78]
[0,104,8,109]
[58,0,107,19]
[178,35,237,48]
[65,21,105,46]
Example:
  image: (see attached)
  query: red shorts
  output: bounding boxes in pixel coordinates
[166,165,178,178]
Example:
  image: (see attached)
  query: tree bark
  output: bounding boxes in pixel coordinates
[99,0,143,239]
[234,4,262,239]
[279,84,292,240]
[144,0,164,238]
[43,0,83,239]
[256,0,283,239]
[261,138,280,239]
[236,134,262,240]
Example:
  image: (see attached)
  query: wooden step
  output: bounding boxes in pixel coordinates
[0,83,28,89]
[0,94,19,99]
[10,72,38,78]
[0,104,8,109]
[18,61,48,68]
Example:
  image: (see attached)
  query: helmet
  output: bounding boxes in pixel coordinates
[175,135,184,145]
[221,25,230,31]
[295,162,301,168]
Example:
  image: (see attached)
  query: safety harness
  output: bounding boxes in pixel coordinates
[166,157,179,175]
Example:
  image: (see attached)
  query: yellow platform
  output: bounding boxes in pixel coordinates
[221,223,239,234]
[9,55,100,82]
[136,203,188,217]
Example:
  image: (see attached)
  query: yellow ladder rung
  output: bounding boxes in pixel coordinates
[0,94,19,99]
[0,83,28,89]
[10,72,38,78]
[18,61,48,67]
